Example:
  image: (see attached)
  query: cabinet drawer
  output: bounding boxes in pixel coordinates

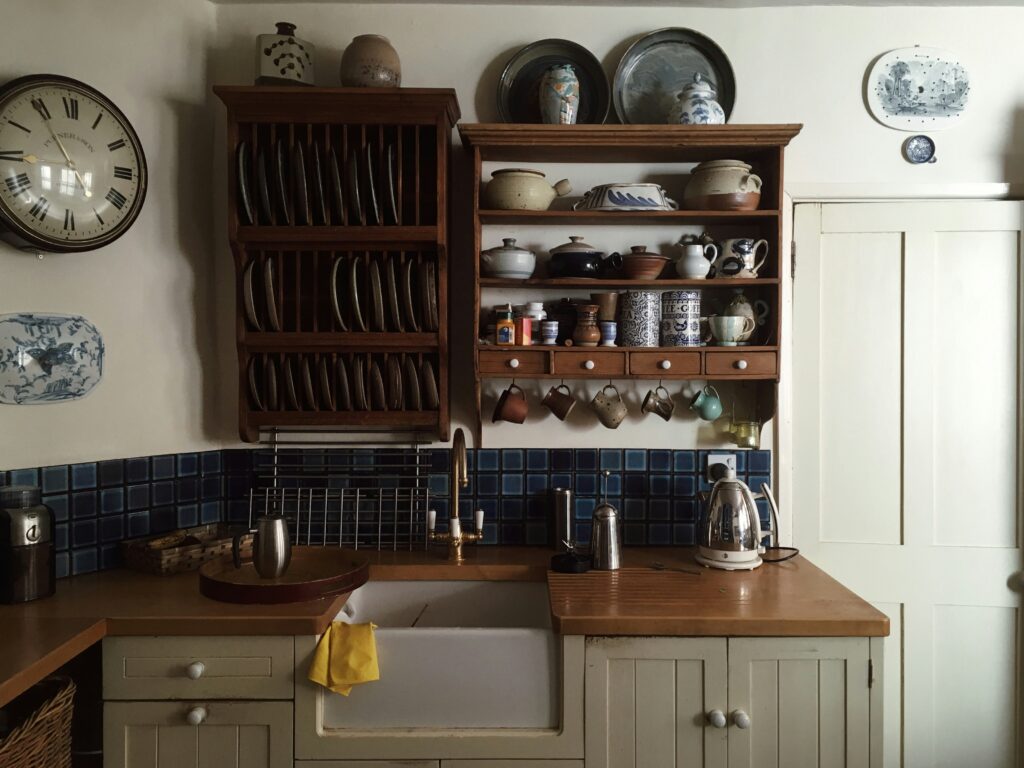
[103,636,294,700]
[552,351,626,376]
[704,350,778,377]
[479,349,547,375]
[629,351,701,377]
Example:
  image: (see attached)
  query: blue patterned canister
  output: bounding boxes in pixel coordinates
[539,64,580,125]
[660,290,702,347]
[619,291,661,347]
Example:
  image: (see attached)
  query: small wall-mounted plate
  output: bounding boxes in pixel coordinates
[903,134,937,164]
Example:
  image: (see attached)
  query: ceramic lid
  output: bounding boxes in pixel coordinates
[483,237,533,257]
[679,73,717,99]
[693,159,752,171]
[550,236,603,256]
[491,168,546,177]
[625,245,666,259]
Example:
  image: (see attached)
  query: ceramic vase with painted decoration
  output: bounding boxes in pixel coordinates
[340,35,401,87]
[573,304,601,347]
[660,290,702,347]
[619,291,660,347]
[539,64,580,125]
[256,22,315,86]
[673,73,725,124]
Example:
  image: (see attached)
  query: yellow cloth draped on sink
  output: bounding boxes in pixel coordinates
[308,622,379,696]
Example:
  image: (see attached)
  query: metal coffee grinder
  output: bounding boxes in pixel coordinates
[0,485,56,603]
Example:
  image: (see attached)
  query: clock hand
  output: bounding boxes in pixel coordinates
[31,100,92,198]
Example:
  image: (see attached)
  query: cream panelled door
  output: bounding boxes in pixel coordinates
[792,202,1023,768]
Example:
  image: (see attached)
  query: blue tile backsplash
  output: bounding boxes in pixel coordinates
[3,446,771,579]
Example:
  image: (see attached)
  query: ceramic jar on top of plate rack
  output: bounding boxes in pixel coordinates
[661,290,702,347]
[539,64,580,125]
[256,22,315,86]
[672,74,725,125]
[619,291,660,347]
[340,35,401,87]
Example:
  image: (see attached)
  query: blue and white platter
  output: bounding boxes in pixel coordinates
[867,47,969,131]
[0,313,104,404]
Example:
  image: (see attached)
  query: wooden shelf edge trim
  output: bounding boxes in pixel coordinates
[479,278,779,287]
[459,123,804,148]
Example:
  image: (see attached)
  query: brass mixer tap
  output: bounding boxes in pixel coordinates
[427,429,483,562]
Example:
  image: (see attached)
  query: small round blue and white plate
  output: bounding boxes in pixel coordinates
[903,135,937,164]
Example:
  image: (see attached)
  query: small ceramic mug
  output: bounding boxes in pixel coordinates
[542,383,575,421]
[689,385,723,421]
[541,320,559,345]
[599,321,617,346]
[641,385,675,421]
[492,383,528,424]
[715,238,768,278]
[709,315,756,346]
[591,384,627,429]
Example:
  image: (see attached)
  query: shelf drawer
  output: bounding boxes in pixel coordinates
[479,349,548,375]
[705,350,778,377]
[629,351,702,377]
[552,350,627,376]
[103,636,294,701]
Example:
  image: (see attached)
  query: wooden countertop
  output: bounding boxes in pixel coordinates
[548,548,890,637]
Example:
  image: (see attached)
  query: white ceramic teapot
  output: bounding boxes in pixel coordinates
[675,241,718,279]
[723,290,769,343]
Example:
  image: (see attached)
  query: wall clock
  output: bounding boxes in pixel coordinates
[0,74,147,252]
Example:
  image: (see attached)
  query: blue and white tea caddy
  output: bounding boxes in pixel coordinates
[673,74,725,125]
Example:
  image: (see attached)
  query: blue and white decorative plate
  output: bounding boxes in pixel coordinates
[867,47,969,131]
[903,135,937,164]
[0,313,104,404]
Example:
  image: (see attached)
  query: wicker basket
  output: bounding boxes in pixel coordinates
[0,676,75,768]
[122,523,253,576]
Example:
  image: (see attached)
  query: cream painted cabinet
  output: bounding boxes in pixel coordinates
[586,637,877,768]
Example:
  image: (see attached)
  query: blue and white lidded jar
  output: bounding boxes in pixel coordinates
[673,74,725,125]
[660,290,702,347]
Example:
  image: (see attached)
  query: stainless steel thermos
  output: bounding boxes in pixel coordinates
[233,515,291,579]
[0,486,56,603]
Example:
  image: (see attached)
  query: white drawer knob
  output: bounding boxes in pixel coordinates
[734,359,748,370]
[659,360,671,370]
[186,706,208,726]
[584,360,596,370]
[732,709,751,729]
[707,709,727,729]
[186,661,205,680]
[508,358,520,369]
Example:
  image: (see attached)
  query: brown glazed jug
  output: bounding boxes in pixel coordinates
[573,304,601,347]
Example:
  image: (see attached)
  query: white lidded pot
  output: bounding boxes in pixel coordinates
[480,238,536,279]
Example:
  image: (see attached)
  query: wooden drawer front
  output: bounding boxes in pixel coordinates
[629,351,701,377]
[103,636,294,701]
[552,351,626,377]
[704,351,778,377]
[479,350,548,375]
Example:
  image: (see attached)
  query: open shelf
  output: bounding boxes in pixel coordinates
[479,277,779,288]
[478,209,779,225]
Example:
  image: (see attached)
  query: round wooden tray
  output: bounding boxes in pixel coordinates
[199,546,369,604]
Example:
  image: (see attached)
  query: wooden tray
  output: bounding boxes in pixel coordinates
[199,546,370,605]
[122,523,253,576]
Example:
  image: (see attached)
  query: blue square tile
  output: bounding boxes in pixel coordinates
[127,484,150,511]
[98,460,123,487]
[673,500,697,521]
[152,455,175,480]
[575,449,598,471]
[125,457,149,483]
[501,474,524,496]
[476,474,499,497]
[624,498,646,520]
[429,449,449,473]
[673,475,697,498]
[460,474,475,496]
[574,497,596,520]
[71,547,98,575]
[599,450,623,471]
[150,506,176,533]
[649,499,671,520]
[551,449,573,471]
[624,474,647,496]
[748,474,771,494]
[501,498,524,519]
[429,474,449,496]
[500,524,524,545]
[72,492,97,519]
[99,516,124,543]
[625,450,647,472]
[575,474,598,496]
[201,501,221,524]
[526,474,549,495]
[44,495,68,522]
[177,453,199,477]
[152,481,175,506]
[71,463,97,490]
[649,523,672,545]
[525,522,548,546]
[201,476,221,500]
[476,498,498,522]
[748,451,771,473]
[732,451,746,473]
[9,468,39,486]
[42,466,68,493]
[226,475,249,499]
[574,522,591,545]
[476,450,499,472]
[526,449,548,471]
[624,523,646,545]
[480,522,498,544]
[673,451,697,473]
[550,473,572,492]
[501,449,524,471]
[55,522,68,551]
[603,473,622,496]
[100,544,122,570]
[673,523,696,545]
[56,552,69,579]
[226,500,248,524]
[432,498,450,521]
[176,478,198,503]
[100,488,124,516]
[201,451,222,474]
[527,496,548,519]
[177,504,198,528]
[650,450,671,472]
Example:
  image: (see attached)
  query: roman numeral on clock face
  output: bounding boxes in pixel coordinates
[0,150,24,162]
[62,97,79,120]
[28,196,50,220]
[31,98,51,120]
[105,188,127,210]
[91,113,103,130]
[63,208,75,231]
[5,173,29,195]
[107,138,126,152]
[113,166,132,180]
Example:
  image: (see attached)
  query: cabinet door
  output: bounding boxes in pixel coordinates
[727,638,870,768]
[585,637,728,768]
[104,701,292,768]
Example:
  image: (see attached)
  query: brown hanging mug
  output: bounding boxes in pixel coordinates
[542,383,576,421]
[492,383,529,424]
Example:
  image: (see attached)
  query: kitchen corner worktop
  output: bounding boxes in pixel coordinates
[0,546,887,707]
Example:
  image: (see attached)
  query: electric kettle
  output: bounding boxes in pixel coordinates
[696,469,771,570]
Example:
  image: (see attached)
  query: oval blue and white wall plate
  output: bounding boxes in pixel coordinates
[0,313,104,404]
[867,47,969,131]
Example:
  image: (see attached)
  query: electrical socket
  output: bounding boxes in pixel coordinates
[707,453,737,482]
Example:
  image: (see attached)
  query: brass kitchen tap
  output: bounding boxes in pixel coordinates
[428,428,483,562]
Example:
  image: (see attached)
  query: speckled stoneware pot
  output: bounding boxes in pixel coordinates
[340,35,401,87]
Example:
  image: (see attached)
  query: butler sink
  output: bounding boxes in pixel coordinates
[323,580,558,729]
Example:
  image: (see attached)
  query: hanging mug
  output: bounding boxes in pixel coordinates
[591,384,628,429]
[641,386,675,421]
[492,383,528,423]
[542,383,576,421]
[689,385,723,421]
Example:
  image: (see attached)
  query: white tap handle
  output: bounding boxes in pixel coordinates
[735,359,748,370]
[474,508,484,533]
[707,709,727,729]
[584,360,595,370]
[659,360,671,370]
[185,661,205,680]
[186,706,208,726]
[732,710,751,729]
[427,509,437,531]
[450,517,461,538]
[508,358,520,369]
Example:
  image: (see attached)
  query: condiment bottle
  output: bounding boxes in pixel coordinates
[514,316,532,346]
[495,305,515,346]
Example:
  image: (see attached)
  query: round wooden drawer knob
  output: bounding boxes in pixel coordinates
[508,358,520,369]
[659,360,672,370]
[584,360,596,370]
[186,661,205,680]
[732,710,751,729]
[707,709,727,729]
[734,359,748,370]
[186,706,208,726]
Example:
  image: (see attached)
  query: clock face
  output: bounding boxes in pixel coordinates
[0,75,147,252]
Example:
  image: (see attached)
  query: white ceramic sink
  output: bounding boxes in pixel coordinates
[321,580,559,730]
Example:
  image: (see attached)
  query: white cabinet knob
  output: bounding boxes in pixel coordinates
[584,360,596,370]
[185,661,205,680]
[186,706,208,726]
[732,710,751,729]
[707,709,727,729]
[659,360,672,370]
[508,358,520,369]
[734,359,748,370]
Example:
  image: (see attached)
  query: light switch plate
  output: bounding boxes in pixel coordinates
[707,453,737,482]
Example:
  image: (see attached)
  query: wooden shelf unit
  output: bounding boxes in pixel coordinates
[216,87,459,442]
[459,123,801,442]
